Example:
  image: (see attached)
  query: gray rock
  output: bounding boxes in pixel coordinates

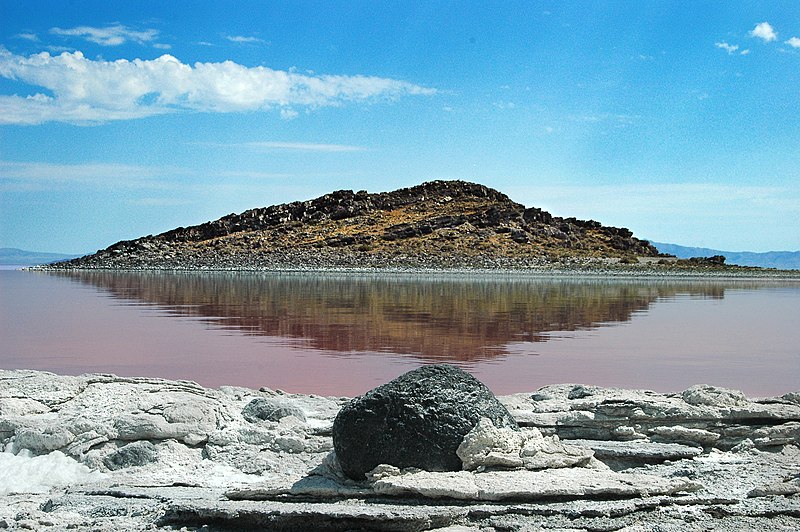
[568,439,703,466]
[501,383,800,450]
[103,441,158,470]
[371,468,700,501]
[332,364,518,479]
[456,419,595,471]
[649,425,720,446]
[14,425,75,453]
[681,384,748,406]
[242,397,306,423]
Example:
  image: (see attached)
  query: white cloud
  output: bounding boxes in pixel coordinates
[715,41,739,54]
[750,22,777,42]
[225,35,264,44]
[739,49,750,55]
[49,24,159,46]
[786,37,800,48]
[0,48,436,125]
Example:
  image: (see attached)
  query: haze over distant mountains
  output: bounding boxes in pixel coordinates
[652,243,800,271]
[0,248,81,267]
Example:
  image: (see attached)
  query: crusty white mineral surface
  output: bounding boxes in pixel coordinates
[1,370,799,531]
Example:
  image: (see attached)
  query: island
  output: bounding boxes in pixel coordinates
[41,180,782,275]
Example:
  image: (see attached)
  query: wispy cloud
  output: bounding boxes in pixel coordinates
[15,33,39,42]
[492,101,516,110]
[0,49,436,125]
[225,35,265,44]
[239,142,367,152]
[750,22,778,42]
[786,37,800,49]
[196,141,367,153]
[0,160,184,188]
[49,24,159,46]
[567,113,640,126]
[128,197,193,206]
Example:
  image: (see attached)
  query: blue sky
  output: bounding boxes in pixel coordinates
[1,1,799,254]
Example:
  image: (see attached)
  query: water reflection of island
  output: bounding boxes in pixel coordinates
[55,271,728,362]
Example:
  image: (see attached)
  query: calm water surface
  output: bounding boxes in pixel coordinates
[1,270,798,396]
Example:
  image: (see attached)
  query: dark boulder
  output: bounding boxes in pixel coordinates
[332,364,519,480]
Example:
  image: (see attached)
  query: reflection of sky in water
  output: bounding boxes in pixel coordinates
[1,270,798,396]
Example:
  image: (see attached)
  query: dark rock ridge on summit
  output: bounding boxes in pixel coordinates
[49,180,662,270]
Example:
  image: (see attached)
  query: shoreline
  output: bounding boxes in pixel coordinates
[2,369,799,530]
[29,262,800,280]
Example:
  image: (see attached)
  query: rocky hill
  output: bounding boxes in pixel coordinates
[52,180,666,270]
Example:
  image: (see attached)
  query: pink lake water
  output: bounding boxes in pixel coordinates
[1,269,798,397]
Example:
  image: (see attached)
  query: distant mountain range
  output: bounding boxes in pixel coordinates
[0,248,82,266]
[652,242,800,270]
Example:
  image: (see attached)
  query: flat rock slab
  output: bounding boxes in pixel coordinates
[568,438,703,462]
[371,467,700,501]
[159,499,466,532]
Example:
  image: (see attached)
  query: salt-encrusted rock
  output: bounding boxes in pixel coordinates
[2,370,800,531]
[457,417,525,470]
[371,467,700,501]
[649,425,720,446]
[14,425,75,453]
[103,441,158,470]
[332,364,518,479]
[568,439,703,466]
[783,392,800,406]
[751,422,800,448]
[520,430,595,470]
[456,418,595,471]
[501,383,800,450]
[242,397,306,423]
[748,473,800,497]
[681,384,748,406]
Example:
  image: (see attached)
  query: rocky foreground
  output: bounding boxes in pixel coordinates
[2,369,799,531]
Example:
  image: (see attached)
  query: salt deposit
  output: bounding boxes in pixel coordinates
[1,369,799,530]
[0,449,106,495]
